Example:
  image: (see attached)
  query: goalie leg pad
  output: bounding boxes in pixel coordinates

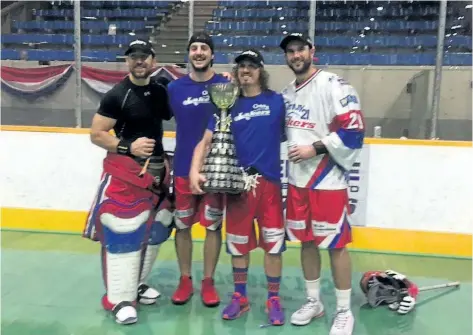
[98,199,152,311]
[137,207,175,304]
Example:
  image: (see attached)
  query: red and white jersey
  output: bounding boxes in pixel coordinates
[282,69,365,190]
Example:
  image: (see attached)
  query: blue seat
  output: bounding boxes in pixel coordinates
[0,49,20,60]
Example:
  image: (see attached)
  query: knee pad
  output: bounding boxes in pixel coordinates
[100,200,152,253]
[148,209,174,245]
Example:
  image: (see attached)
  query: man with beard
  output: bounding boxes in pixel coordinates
[189,49,287,326]
[83,39,175,325]
[280,33,365,335]
[166,32,228,307]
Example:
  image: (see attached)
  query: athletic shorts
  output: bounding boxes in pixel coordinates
[285,184,352,249]
[225,176,286,256]
[174,176,224,231]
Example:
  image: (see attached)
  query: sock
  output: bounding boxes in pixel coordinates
[306,278,321,301]
[233,267,248,297]
[267,276,281,299]
[335,288,352,311]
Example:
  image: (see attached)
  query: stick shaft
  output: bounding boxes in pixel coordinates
[418,281,460,292]
[400,281,460,295]
[139,158,151,176]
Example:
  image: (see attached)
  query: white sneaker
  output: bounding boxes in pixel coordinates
[329,309,354,335]
[113,302,138,325]
[138,283,161,305]
[290,297,325,326]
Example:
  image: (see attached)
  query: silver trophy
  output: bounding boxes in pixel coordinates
[201,82,246,194]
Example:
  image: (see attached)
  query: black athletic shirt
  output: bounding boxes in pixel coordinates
[97,76,173,157]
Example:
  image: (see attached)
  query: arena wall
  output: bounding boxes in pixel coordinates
[1,61,472,139]
[1,126,471,258]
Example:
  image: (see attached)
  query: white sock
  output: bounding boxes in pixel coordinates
[305,278,321,301]
[335,288,351,311]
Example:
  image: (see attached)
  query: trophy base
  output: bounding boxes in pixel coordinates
[202,186,245,195]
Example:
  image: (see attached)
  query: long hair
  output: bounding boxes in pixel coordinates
[231,65,270,92]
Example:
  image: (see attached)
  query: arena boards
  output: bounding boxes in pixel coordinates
[1,125,472,258]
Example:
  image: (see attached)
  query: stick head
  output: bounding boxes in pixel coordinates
[366,278,403,307]
[361,272,405,307]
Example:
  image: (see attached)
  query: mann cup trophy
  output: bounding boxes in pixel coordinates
[201,82,246,194]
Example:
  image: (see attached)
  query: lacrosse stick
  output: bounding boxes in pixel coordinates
[139,157,151,177]
[367,280,460,308]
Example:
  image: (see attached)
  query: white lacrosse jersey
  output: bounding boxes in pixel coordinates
[282,69,365,190]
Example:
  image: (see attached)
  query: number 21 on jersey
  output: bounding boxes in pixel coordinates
[346,111,364,130]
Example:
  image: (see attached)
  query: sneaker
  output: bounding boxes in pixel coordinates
[201,278,220,307]
[329,309,355,335]
[171,276,193,305]
[222,292,250,320]
[101,295,137,325]
[138,283,160,305]
[290,297,325,326]
[265,296,285,326]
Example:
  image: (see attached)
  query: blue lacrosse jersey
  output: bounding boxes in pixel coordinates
[207,90,286,183]
[168,73,228,177]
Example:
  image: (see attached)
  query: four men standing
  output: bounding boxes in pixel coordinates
[86,32,364,335]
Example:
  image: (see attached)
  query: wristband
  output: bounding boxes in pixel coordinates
[117,139,132,156]
[312,141,328,155]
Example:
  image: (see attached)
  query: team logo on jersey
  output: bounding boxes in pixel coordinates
[285,102,310,120]
[234,103,270,122]
[182,90,210,106]
[339,95,358,107]
[286,117,316,129]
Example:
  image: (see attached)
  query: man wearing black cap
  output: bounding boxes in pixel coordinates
[166,32,229,307]
[83,39,175,325]
[279,33,365,335]
[189,49,287,326]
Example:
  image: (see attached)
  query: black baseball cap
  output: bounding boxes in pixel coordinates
[279,33,313,51]
[187,32,214,53]
[125,39,155,57]
[234,48,265,67]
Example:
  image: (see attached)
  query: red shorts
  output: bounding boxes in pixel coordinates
[285,184,352,249]
[174,176,224,230]
[225,177,286,255]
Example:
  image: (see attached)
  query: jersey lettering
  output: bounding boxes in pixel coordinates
[286,118,316,129]
[234,103,271,122]
[182,90,210,106]
[285,102,310,120]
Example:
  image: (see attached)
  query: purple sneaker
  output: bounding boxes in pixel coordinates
[222,293,250,320]
[266,296,285,325]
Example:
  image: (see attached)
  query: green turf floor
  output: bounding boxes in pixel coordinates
[1,231,471,335]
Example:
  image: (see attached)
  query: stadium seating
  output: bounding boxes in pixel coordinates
[1,0,471,65]
[1,0,178,62]
[205,0,472,66]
